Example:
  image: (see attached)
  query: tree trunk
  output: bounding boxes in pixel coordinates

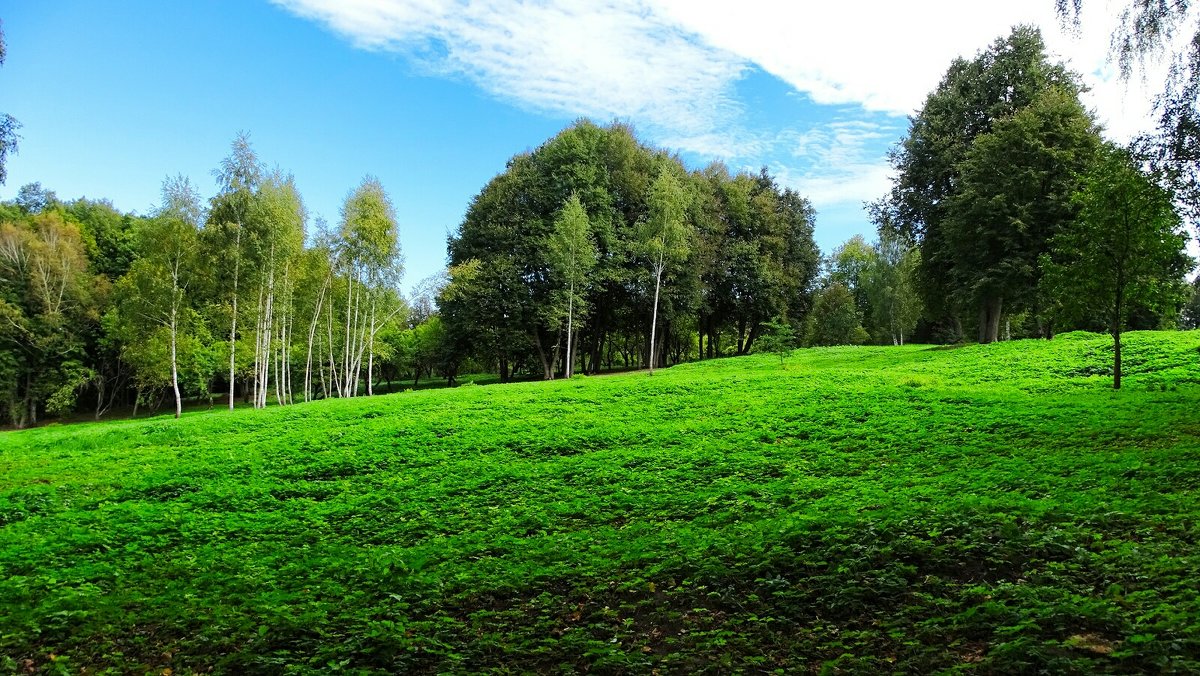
[1113,329,1122,390]
[565,282,575,378]
[743,323,761,354]
[367,294,376,396]
[977,296,1003,344]
[343,267,355,397]
[649,264,663,375]
[1112,281,1124,390]
[533,330,552,380]
[170,307,181,419]
[228,280,238,410]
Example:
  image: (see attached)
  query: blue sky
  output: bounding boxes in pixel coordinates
[0,1,1159,289]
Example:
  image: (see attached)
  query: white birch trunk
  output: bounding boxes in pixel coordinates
[648,252,664,375]
[565,281,575,378]
[170,305,181,419]
[228,227,241,411]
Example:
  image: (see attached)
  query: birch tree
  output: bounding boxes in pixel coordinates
[640,168,690,374]
[546,194,596,378]
[206,134,262,410]
[337,177,402,397]
[113,176,204,418]
[248,173,305,408]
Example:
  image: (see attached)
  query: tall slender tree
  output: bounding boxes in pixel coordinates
[206,133,262,410]
[547,194,596,378]
[114,176,204,418]
[641,167,690,374]
[337,177,402,397]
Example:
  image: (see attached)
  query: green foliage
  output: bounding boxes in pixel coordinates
[1,332,1199,672]
[340,176,399,276]
[641,166,690,275]
[0,210,103,425]
[445,121,820,378]
[1042,144,1194,387]
[754,316,794,366]
[888,25,1085,333]
[1060,1,1200,219]
[945,87,1100,340]
[827,234,873,315]
[864,212,923,345]
[546,194,597,378]
[1183,278,1200,329]
[805,283,868,346]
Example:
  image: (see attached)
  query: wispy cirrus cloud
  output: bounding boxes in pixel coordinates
[273,0,748,145]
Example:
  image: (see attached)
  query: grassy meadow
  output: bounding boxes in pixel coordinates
[2,331,1200,673]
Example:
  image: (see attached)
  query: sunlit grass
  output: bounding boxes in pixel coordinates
[2,331,1199,673]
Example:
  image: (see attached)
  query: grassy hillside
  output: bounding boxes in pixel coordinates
[2,331,1199,673]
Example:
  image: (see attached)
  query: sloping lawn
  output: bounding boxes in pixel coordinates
[2,331,1199,673]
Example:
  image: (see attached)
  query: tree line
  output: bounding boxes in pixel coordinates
[0,137,405,427]
[2,25,1197,426]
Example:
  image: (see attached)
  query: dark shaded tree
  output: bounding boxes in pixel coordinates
[888,26,1080,340]
[944,87,1101,342]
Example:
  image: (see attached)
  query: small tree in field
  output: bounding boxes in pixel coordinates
[1043,144,1193,389]
[757,316,795,367]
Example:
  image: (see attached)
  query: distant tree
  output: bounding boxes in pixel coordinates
[865,206,923,345]
[443,121,816,381]
[407,271,447,327]
[15,183,57,215]
[249,172,306,407]
[64,198,138,279]
[1043,145,1193,389]
[641,167,691,374]
[0,21,19,186]
[205,133,262,410]
[439,257,527,383]
[704,170,805,355]
[827,234,874,318]
[338,176,403,397]
[546,194,597,378]
[805,283,868,347]
[756,316,795,366]
[0,211,100,426]
[1183,278,1200,330]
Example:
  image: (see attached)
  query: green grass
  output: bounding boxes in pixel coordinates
[2,330,1200,674]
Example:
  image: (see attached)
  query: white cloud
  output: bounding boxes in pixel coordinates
[274,0,1178,214]
[273,0,747,144]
